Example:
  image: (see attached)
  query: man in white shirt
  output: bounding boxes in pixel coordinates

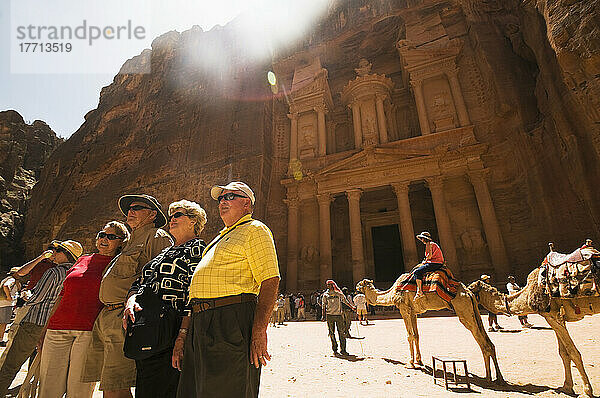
[353,293,368,325]
[507,276,533,328]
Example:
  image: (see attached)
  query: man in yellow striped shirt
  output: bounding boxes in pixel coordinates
[178,181,280,398]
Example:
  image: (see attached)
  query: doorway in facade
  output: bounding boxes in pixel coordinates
[371,224,404,284]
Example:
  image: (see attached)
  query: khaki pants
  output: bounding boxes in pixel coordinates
[82,307,136,391]
[0,322,44,396]
[38,329,96,398]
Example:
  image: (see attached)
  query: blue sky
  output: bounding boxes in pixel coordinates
[0,1,247,137]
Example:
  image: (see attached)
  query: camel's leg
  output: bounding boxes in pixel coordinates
[453,294,504,383]
[542,314,593,397]
[409,311,423,366]
[397,305,418,368]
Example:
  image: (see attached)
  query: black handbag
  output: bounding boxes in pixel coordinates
[123,289,181,360]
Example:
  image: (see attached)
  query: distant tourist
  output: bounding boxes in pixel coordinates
[480,274,503,332]
[322,280,355,356]
[507,276,533,328]
[353,292,368,325]
[0,268,22,346]
[295,294,305,320]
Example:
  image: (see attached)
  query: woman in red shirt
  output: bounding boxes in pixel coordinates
[414,231,445,300]
[38,221,129,398]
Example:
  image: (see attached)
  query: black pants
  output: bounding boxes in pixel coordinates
[135,349,180,398]
[177,300,260,398]
[413,262,444,280]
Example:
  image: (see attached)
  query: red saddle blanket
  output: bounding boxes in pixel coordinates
[397,266,460,303]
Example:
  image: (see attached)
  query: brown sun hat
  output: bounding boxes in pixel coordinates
[118,194,168,228]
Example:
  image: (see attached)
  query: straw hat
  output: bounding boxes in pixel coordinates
[416,231,433,241]
[49,240,83,262]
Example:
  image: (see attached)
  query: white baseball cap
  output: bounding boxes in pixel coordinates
[210,181,255,205]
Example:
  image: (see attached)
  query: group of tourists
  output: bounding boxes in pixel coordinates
[0,181,280,398]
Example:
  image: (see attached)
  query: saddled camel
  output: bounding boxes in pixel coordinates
[467,267,599,397]
[356,277,504,382]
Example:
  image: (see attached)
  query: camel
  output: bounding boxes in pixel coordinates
[356,277,504,383]
[467,267,599,397]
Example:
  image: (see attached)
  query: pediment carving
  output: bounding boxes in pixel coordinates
[315,146,430,176]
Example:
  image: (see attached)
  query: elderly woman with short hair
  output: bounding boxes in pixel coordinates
[123,199,207,398]
[38,221,129,398]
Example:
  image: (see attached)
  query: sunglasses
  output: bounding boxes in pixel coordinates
[97,231,124,240]
[169,211,189,221]
[217,192,248,202]
[128,205,152,212]
[47,245,66,254]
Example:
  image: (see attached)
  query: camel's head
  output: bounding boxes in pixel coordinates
[466,280,484,295]
[356,279,374,293]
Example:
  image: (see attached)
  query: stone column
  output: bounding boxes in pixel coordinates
[346,189,365,283]
[375,95,388,144]
[288,113,298,160]
[350,102,363,150]
[446,69,471,127]
[316,106,327,157]
[426,177,459,275]
[283,195,299,292]
[391,182,418,266]
[317,193,333,283]
[410,79,431,135]
[468,170,510,279]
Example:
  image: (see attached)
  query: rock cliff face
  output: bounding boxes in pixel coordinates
[23,26,275,255]
[22,0,599,287]
[0,110,61,268]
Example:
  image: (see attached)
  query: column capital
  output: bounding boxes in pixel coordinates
[314,105,328,114]
[316,193,333,205]
[445,68,459,79]
[426,176,446,191]
[410,79,423,89]
[287,112,298,120]
[375,93,388,102]
[391,182,410,195]
[346,189,363,202]
[283,197,300,209]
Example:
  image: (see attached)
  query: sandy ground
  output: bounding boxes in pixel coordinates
[3,313,600,397]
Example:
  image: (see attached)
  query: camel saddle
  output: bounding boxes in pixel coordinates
[539,246,600,298]
[397,265,460,303]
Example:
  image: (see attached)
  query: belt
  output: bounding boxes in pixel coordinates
[191,294,257,313]
[105,303,124,311]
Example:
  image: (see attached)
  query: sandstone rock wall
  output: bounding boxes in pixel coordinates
[23,27,275,256]
[0,110,61,268]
